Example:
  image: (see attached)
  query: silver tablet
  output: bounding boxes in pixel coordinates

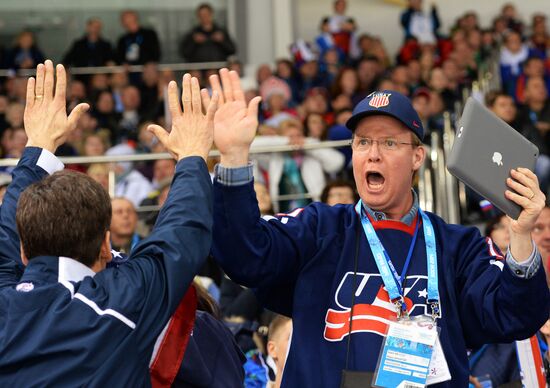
[447,97,539,219]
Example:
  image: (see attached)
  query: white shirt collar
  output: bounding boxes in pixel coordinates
[58,256,96,283]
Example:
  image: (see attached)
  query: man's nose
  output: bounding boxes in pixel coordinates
[367,140,382,161]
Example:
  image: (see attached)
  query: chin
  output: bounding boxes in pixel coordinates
[361,194,388,211]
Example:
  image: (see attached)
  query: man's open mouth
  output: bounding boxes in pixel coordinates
[366,171,385,190]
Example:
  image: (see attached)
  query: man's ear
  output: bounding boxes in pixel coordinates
[20,242,28,266]
[267,340,277,360]
[100,231,112,263]
[412,144,426,172]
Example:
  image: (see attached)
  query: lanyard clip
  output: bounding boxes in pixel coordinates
[393,297,409,320]
[429,301,441,321]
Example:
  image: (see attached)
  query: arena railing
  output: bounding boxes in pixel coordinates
[0,61,228,78]
[0,137,464,223]
[0,140,347,211]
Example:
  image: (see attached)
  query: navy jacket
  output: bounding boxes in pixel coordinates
[174,311,245,387]
[0,148,212,386]
[212,180,550,388]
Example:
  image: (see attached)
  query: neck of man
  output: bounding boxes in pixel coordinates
[384,191,414,220]
[366,190,417,223]
[90,260,104,273]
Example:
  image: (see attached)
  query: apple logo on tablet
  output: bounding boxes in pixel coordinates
[492,152,503,166]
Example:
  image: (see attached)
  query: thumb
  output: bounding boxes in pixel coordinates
[147,124,170,149]
[247,96,262,119]
[67,103,90,130]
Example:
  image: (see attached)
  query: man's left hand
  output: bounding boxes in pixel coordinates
[505,167,546,235]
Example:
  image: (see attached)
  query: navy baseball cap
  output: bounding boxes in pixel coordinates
[346,90,424,140]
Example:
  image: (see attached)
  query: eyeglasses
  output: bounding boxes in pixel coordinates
[351,136,418,152]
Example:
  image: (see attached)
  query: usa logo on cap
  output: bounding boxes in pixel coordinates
[368,92,391,109]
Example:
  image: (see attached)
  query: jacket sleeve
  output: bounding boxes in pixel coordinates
[212,179,320,291]
[0,147,64,288]
[453,226,550,347]
[94,156,212,352]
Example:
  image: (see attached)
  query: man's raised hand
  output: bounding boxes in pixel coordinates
[201,68,261,167]
[148,74,218,162]
[24,60,89,153]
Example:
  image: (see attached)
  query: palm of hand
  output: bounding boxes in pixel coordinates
[214,100,257,153]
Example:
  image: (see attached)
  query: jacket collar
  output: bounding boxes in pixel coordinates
[363,189,419,226]
[19,256,95,286]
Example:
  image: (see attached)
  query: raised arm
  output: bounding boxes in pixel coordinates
[94,74,219,349]
[458,168,549,346]
[0,60,88,287]
[204,69,320,301]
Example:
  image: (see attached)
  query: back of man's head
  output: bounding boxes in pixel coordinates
[16,170,111,268]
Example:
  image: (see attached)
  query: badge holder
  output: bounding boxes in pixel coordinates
[372,315,439,388]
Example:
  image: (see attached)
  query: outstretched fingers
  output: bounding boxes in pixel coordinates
[201,88,211,113]
[206,91,219,122]
[34,63,45,103]
[229,70,244,102]
[26,77,36,110]
[247,96,262,119]
[167,80,182,118]
[54,64,67,104]
[209,73,225,105]
[147,124,170,149]
[219,68,234,102]
[181,73,192,113]
[191,77,202,113]
[67,103,90,131]
[43,60,55,103]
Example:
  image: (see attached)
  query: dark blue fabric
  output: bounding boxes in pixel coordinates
[0,147,47,286]
[212,180,550,388]
[173,311,245,387]
[470,343,521,387]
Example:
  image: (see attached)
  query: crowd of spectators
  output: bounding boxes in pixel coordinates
[0,1,549,386]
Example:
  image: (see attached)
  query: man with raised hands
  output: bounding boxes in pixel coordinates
[208,68,549,388]
[0,60,218,386]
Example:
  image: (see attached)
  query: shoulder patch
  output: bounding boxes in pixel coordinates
[16,282,34,292]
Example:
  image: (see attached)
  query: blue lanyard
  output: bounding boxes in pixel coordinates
[538,333,548,354]
[468,344,489,369]
[355,200,440,319]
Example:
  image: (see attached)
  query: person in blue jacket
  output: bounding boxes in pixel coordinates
[0,60,219,386]
[207,68,550,387]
